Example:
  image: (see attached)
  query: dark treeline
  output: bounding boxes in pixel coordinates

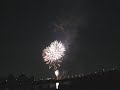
[0,68,120,90]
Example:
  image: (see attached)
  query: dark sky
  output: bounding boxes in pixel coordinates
[0,0,120,78]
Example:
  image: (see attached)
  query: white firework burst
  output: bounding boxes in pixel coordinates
[42,40,65,69]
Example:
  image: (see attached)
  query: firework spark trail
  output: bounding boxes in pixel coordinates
[42,40,65,69]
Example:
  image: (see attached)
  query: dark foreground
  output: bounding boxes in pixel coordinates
[0,68,120,90]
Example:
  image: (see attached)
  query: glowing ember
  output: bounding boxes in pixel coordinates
[55,70,59,77]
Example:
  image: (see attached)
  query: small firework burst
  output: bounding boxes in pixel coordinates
[42,40,65,69]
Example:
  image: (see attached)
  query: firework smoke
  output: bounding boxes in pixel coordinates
[42,40,65,70]
[50,16,81,46]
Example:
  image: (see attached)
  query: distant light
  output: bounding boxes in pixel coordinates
[56,82,59,89]
[46,78,51,80]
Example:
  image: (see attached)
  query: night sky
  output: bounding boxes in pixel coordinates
[0,0,120,79]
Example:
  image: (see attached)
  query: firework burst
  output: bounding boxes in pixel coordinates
[42,40,65,69]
